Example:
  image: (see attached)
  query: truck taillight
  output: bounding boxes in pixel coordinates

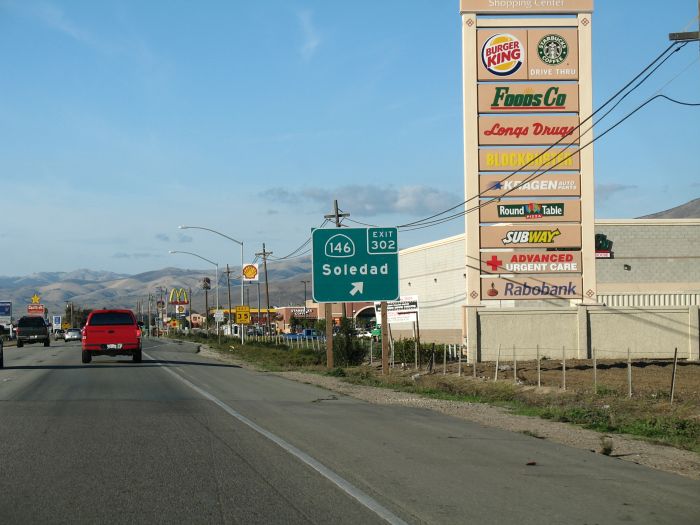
[136,329,142,337]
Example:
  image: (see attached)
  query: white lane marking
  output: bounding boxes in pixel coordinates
[143,351,408,525]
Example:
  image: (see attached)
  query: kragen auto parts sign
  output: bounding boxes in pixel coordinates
[479,173,580,197]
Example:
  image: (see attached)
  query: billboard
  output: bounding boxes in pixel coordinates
[480,200,581,223]
[0,301,11,326]
[479,173,581,198]
[374,295,419,324]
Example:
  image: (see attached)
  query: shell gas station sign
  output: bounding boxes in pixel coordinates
[462,0,595,306]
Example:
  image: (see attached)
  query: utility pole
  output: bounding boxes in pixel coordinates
[321,200,351,368]
[324,199,350,228]
[256,243,273,336]
[225,264,233,337]
[669,2,700,48]
[148,295,152,337]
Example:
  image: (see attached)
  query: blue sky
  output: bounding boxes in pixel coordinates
[1,0,698,276]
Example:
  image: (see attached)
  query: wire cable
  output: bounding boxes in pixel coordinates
[398,94,700,232]
[395,41,684,229]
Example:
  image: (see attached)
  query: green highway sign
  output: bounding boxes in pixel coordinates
[312,227,399,303]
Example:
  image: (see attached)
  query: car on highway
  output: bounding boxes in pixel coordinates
[16,316,50,348]
[54,329,65,341]
[81,309,143,364]
[63,328,81,342]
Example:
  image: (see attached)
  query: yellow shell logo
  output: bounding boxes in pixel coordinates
[242,264,258,279]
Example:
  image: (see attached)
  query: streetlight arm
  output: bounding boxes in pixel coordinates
[179,225,242,247]
[169,250,218,268]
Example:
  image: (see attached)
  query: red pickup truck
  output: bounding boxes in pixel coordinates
[81,310,142,364]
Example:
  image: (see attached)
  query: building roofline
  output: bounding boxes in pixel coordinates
[399,218,700,253]
[596,218,700,226]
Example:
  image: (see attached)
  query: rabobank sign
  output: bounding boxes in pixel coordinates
[482,277,582,300]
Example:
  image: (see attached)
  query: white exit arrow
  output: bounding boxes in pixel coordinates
[349,282,364,296]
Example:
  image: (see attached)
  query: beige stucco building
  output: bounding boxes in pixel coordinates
[394,219,700,361]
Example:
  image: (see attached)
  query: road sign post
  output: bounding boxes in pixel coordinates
[312,227,399,303]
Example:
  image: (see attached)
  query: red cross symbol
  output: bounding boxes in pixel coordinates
[486,255,503,272]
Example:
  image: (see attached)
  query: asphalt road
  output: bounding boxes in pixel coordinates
[0,338,698,524]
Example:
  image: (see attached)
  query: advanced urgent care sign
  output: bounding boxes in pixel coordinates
[461,0,596,307]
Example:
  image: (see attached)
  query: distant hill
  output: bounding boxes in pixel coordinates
[639,197,700,219]
[0,259,312,319]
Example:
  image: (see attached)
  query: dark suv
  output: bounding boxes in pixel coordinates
[16,316,50,348]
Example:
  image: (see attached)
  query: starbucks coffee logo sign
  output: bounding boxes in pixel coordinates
[537,34,568,65]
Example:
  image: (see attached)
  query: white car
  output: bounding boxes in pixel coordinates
[64,328,81,342]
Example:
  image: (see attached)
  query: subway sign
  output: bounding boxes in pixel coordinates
[478,84,579,113]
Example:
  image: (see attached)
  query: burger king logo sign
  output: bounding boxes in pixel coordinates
[481,33,523,76]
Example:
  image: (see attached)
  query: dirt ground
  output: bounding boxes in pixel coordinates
[440,358,700,405]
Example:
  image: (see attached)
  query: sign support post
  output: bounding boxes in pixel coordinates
[325,303,334,369]
[381,301,388,375]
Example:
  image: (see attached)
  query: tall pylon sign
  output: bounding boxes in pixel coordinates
[460,0,597,306]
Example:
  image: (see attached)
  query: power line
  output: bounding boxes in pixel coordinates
[399,94,699,232]
[395,41,685,230]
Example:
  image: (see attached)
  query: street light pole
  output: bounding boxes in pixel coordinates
[169,250,219,339]
[179,225,245,343]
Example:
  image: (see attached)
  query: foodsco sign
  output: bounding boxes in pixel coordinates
[478,84,579,113]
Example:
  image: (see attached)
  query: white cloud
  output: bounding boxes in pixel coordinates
[596,183,637,202]
[298,9,320,60]
[262,184,460,217]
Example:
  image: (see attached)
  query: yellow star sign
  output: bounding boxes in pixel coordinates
[31,294,41,304]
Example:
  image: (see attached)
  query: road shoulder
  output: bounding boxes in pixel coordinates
[194,343,700,481]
